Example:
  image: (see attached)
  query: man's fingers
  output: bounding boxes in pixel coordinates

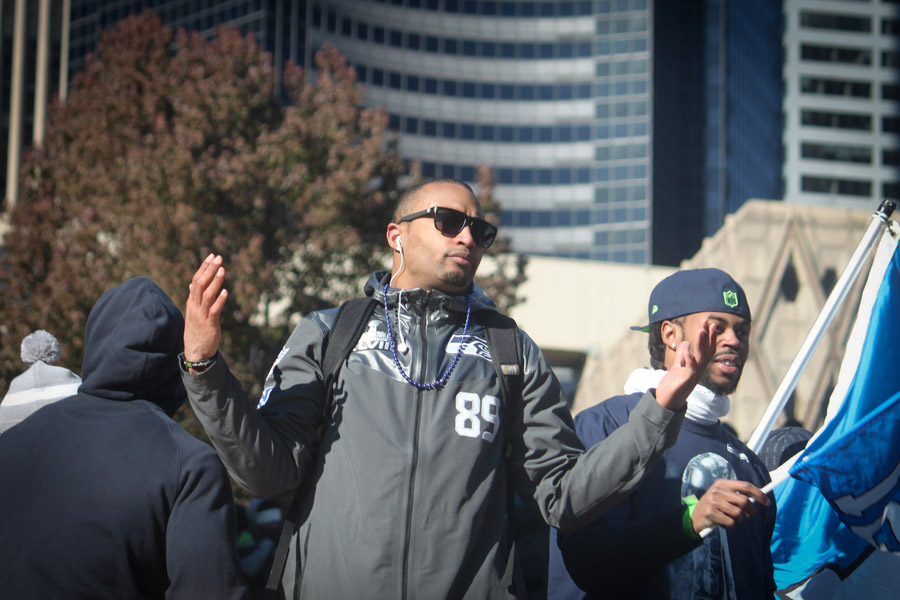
[695,493,752,532]
[711,479,770,505]
[691,319,718,368]
[732,483,770,506]
[208,288,229,319]
[189,254,225,308]
[201,266,226,308]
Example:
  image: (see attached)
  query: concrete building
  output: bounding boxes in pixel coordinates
[566,199,881,439]
[782,0,900,207]
[507,255,672,397]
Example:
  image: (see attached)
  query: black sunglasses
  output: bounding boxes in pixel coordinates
[396,206,498,248]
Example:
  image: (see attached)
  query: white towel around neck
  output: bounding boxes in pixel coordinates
[623,368,731,425]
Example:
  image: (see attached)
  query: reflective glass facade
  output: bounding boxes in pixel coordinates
[308,0,653,263]
[652,0,783,264]
[57,0,785,265]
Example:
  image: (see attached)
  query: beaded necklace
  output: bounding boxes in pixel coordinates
[382,283,471,390]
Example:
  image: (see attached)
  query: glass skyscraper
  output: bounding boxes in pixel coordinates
[652,0,784,263]
[307,0,654,262]
[14,0,786,266]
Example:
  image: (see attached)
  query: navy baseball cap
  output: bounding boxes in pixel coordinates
[632,268,751,331]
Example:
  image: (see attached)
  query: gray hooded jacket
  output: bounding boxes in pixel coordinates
[184,271,685,599]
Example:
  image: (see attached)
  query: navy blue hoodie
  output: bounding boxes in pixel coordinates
[0,277,246,599]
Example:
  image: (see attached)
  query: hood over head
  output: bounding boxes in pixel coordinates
[79,277,186,416]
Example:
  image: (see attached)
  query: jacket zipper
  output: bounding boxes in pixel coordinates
[400,292,429,600]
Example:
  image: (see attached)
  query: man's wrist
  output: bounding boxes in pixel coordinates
[180,352,217,373]
[682,494,701,539]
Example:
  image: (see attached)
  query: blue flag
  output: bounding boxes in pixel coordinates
[772,228,900,595]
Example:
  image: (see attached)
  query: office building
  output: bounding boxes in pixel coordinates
[783,0,900,208]
[9,1,785,266]
[307,0,784,264]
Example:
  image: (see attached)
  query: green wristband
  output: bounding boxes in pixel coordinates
[682,494,701,539]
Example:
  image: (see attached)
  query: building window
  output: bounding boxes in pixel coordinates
[883,149,900,166]
[883,182,900,199]
[801,44,871,65]
[883,84,900,100]
[800,76,871,98]
[883,116,900,133]
[801,110,872,131]
[802,142,871,164]
[800,11,871,32]
[802,176,871,197]
[802,176,831,193]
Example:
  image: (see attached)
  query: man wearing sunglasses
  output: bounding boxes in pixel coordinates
[181,178,719,599]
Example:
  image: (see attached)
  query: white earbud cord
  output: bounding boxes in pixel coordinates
[390,240,409,353]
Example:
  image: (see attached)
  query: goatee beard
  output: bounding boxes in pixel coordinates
[699,369,741,396]
[440,272,471,292]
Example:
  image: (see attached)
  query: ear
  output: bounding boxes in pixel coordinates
[386,223,402,252]
[660,320,680,351]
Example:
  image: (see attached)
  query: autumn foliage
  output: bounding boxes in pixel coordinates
[0,13,524,398]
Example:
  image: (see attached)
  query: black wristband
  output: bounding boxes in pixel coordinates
[181,353,216,373]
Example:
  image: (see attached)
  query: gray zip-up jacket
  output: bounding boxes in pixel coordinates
[183,271,685,599]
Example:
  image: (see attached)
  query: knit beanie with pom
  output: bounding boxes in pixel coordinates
[0,331,81,433]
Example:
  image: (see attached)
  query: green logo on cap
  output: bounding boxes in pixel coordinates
[651,304,659,315]
[723,291,739,308]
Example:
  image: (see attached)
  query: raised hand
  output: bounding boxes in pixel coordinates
[654,319,717,411]
[184,254,228,363]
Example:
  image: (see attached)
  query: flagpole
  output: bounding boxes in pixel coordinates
[746,199,897,454]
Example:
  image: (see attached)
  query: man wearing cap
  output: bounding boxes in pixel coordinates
[547,268,776,600]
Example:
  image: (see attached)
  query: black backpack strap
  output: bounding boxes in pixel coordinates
[481,311,527,596]
[265,297,376,598]
[321,297,378,396]
[482,311,524,412]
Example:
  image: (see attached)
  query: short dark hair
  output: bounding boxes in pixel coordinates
[647,317,684,370]
[393,178,477,222]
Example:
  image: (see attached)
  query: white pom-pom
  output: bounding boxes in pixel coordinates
[20,330,62,365]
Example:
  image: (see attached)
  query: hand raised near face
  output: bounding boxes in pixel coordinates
[654,319,718,411]
[184,254,228,364]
